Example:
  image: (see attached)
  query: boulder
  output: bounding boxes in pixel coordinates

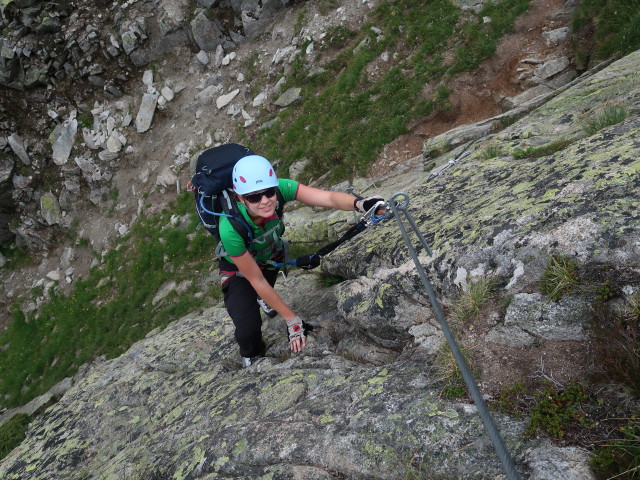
[7,134,31,166]
[191,11,224,51]
[51,119,78,166]
[274,87,302,107]
[40,191,62,225]
[135,93,158,133]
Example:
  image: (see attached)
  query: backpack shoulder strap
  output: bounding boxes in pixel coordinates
[275,188,285,219]
[219,189,253,250]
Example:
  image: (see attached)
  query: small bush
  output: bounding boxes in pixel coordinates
[0,413,31,460]
[0,244,33,271]
[494,382,527,419]
[540,255,580,301]
[580,105,629,135]
[526,382,588,438]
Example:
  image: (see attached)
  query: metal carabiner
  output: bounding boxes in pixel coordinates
[362,200,393,226]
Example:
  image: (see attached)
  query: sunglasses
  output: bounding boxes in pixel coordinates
[242,187,277,204]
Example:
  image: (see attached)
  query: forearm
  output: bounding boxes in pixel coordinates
[251,276,296,321]
[328,190,359,211]
[296,184,358,211]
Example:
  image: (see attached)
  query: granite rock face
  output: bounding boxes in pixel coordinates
[0,305,528,480]
[325,51,640,291]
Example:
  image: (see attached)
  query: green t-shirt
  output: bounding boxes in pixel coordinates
[218,178,299,263]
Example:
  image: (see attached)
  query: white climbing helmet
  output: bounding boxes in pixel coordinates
[232,155,278,194]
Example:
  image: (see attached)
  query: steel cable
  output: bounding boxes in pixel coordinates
[389,192,523,480]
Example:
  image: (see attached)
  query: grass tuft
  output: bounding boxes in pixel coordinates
[434,343,474,399]
[451,277,497,324]
[591,417,640,480]
[580,105,629,136]
[540,255,580,301]
[591,295,640,397]
[512,137,574,159]
[480,143,504,160]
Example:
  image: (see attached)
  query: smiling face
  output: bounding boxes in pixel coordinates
[239,187,277,225]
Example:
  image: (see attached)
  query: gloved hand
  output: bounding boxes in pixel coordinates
[286,316,306,351]
[354,196,386,215]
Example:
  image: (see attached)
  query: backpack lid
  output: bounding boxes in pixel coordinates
[192,143,255,197]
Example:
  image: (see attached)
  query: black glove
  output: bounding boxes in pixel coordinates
[295,254,321,270]
[354,196,385,214]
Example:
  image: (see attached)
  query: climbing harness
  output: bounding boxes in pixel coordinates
[264,200,392,270]
[389,192,523,480]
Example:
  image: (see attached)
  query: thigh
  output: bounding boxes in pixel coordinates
[223,274,260,324]
[262,268,280,288]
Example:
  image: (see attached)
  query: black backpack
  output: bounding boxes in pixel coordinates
[189,143,285,251]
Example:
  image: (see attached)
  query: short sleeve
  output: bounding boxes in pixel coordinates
[278,178,299,202]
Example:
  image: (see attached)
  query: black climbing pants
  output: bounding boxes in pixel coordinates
[222,268,280,358]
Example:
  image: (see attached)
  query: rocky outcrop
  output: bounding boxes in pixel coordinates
[0,0,299,92]
[326,51,640,286]
[0,278,566,480]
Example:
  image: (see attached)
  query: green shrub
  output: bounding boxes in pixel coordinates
[0,413,31,460]
[0,244,33,271]
[494,382,527,419]
[526,382,588,438]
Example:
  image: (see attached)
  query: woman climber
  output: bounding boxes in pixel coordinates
[217,153,385,367]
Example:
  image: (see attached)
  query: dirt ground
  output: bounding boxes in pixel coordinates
[372,0,573,175]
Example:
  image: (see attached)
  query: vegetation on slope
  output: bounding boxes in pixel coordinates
[250,0,531,183]
[572,0,640,64]
[0,194,219,410]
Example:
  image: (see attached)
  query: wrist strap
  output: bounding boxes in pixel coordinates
[353,195,363,211]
